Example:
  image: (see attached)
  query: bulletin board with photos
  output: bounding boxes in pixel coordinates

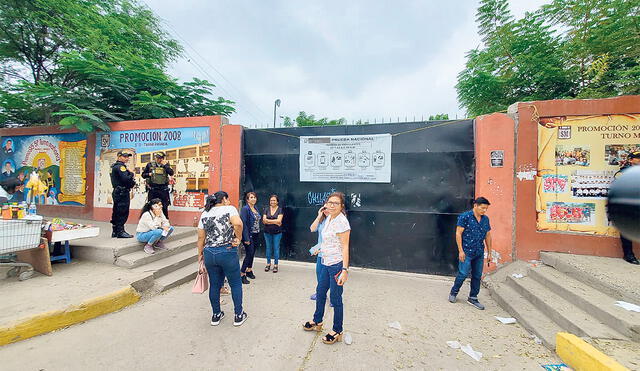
[536,114,640,236]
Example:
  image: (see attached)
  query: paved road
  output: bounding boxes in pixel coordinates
[0,263,558,370]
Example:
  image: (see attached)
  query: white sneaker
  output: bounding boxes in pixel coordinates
[233,312,248,326]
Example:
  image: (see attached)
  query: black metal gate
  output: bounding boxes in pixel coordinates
[241,121,475,275]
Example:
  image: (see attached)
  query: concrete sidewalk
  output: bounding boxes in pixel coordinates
[0,260,559,370]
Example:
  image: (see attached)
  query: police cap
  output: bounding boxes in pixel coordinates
[629,151,640,159]
[155,151,166,158]
[117,151,132,157]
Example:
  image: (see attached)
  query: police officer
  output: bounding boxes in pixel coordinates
[614,151,640,264]
[110,151,136,238]
[142,151,173,219]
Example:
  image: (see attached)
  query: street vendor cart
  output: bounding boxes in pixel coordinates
[0,215,44,281]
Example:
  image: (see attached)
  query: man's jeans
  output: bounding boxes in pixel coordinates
[314,261,344,333]
[450,253,484,300]
[204,246,243,316]
[136,226,174,245]
[264,232,282,265]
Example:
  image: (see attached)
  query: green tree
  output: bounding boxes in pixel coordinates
[282,111,347,127]
[457,0,640,116]
[0,0,234,131]
[428,114,449,120]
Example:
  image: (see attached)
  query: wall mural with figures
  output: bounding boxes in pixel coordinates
[94,127,210,211]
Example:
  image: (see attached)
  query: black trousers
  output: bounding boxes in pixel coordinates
[241,232,259,273]
[148,186,171,218]
[621,235,636,259]
[111,187,130,228]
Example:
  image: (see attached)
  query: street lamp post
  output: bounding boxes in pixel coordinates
[273,99,281,128]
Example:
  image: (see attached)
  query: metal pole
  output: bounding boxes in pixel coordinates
[273,99,281,128]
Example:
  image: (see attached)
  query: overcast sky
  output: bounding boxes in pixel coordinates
[142,0,550,127]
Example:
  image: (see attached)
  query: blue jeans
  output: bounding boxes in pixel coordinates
[314,261,344,333]
[315,255,322,283]
[450,252,484,299]
[264,232,282,265]
[136,226,174,244]
[204,246,243,316]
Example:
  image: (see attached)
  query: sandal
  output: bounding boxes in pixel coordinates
[302,321,323,332]
[265,265,271,272]
[322,331,343,344]
[273,265,278,273]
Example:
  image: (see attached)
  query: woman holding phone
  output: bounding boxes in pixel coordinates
[239,191,260,284]
[303,192,350,344]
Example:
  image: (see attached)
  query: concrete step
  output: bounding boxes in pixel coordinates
[529,265,640,342]
[540,251,640,305]
[507,275,628,341]
[488,282,562,349]
[115,235,198,269]
[113,229,196,258]
[131,248,197,279]
[154,262,198,292]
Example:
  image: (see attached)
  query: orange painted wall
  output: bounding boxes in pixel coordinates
[1,116,244,227]
[475,113,516,271]
[513,96,640,260]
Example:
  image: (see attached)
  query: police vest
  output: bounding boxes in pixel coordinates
[148,163,169,185]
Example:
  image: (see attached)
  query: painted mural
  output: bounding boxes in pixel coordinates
[0,133,88,205]
[536,114,640,235]
[94,127,210,211]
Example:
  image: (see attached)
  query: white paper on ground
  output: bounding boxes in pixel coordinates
[460,344,483,361]
[494,316,517,324]
[446,340,461,349]
[343,332,353,345]
[511,273,524,279]
[388,321,402,330]
[615,301,640,312]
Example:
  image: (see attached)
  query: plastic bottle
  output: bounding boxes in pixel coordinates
[29,203,37,216]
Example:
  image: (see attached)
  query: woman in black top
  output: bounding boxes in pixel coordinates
[239,191,260,284]
[262,194,283,273]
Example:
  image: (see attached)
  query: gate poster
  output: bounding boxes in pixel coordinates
[94,127,210,211]
[536,114,640,235]
[299,134,392,183]
[1,134,87,205]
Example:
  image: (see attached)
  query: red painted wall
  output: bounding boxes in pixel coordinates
[513,96,640,260]
[475,113,516,271]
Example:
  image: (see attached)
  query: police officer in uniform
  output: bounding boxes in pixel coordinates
[614,151,640,264]
[142,151,174,219]
[111,151,136,238]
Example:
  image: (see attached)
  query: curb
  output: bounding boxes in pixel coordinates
[0,286,140,346]
[556,332,630,371]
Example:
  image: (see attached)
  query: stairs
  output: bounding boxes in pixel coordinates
[487,252,640,367]
[115,231,199,293]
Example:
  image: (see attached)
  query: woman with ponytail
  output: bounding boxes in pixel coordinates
[197,191,248,327]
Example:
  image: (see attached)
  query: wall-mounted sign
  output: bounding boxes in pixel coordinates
[300,134,392,183]
[490,150,504,167]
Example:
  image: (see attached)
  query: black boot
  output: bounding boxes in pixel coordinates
[115,226,133,238]
[112,226,119,238]
[241,275,250,284]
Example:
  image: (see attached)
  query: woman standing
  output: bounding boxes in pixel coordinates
[136,198,174,254]
[197,191,248,327]
[262,194,283,273]
[303,192,350,344]
[239,191,260,284]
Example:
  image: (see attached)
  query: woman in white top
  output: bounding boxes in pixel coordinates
[136,198,174,254]
[303,192,351,344]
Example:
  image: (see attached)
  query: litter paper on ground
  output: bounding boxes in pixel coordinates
[388,321,402,330]
[511,273,524,279]
[614,301,640,313]
[343,332,353,345]
[446,340,461,349]
[494,316,517,324]
[460,344,483,361]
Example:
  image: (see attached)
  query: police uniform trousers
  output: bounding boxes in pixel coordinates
[111,186,131,230]
[149,186,171,218]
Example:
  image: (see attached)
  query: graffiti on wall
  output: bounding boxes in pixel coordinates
[536,114,640,235]
[1,134,87,205]
[94,127,210,210]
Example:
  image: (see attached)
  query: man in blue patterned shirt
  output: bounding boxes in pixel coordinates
[449,197,493,310]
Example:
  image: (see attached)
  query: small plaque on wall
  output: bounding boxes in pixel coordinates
[490,150,504,167]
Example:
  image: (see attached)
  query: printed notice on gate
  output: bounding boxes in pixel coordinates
[299,134,392,183]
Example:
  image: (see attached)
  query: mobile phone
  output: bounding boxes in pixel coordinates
[334,271,342,283]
